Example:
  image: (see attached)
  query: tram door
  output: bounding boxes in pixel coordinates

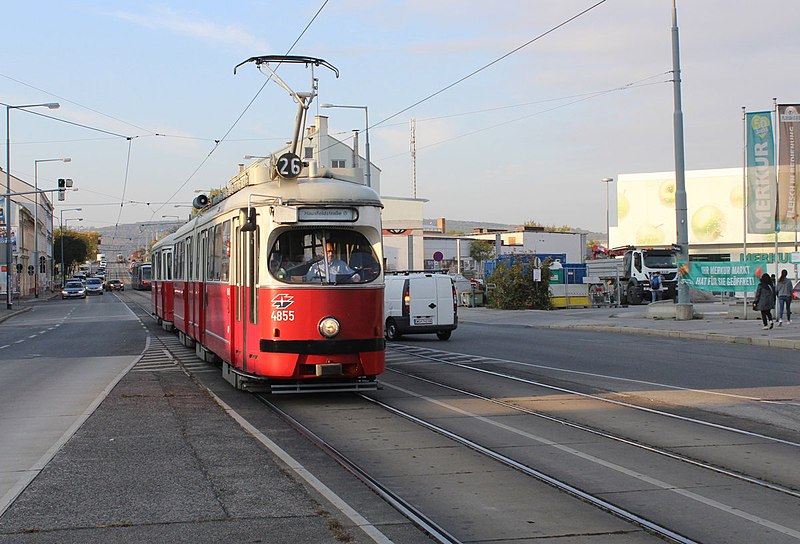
[193,230,208,342]
[234,221,258,372]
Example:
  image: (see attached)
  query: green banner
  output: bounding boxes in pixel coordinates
[679,261,761,292]
[746,111,776,234]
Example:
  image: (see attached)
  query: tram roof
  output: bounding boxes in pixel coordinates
[155,175,382,248]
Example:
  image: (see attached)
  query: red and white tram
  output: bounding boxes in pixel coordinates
[151,56,385,393]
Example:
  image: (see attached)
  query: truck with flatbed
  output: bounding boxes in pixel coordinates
[584,245,680,305]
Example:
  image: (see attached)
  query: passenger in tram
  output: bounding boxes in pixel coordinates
[305,242,359,282]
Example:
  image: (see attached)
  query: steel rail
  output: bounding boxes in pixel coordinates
[385,365,800,499]
[390,344,800,448]
[256,395,462,544]
[358,393,696,544]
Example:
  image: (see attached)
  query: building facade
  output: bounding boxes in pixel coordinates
[0,167,54,297]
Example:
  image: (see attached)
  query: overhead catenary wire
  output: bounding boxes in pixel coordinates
[0,71,158,135]
[149,0,331,219]
[375,78,671,162]
[315,0,611,158]
[371,0,608,131]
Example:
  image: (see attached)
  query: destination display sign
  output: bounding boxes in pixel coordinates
[297,208,357,222]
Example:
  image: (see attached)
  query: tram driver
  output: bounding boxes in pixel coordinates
[305,242,359,282]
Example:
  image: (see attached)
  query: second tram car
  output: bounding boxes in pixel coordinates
[131,262,152,291]
[151,55,385,393]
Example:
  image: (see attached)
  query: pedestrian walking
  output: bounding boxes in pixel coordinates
[649,272,663,303]
[753,273,776,330]
[776,269,793,326]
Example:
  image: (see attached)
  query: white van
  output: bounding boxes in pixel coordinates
[384,272,458,340]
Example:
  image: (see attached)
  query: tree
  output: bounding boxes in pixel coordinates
[469,239,495,278]
[54,229,89,275]
[488,259,551,310]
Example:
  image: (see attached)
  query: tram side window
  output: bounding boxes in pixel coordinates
[207,227,216,281]
[165,252,172,281]
[175,241,184,281]
[268,229,380,285]
[186,236,194,281]
[220,220,230,282]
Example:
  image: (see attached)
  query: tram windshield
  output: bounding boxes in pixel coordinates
[268,229,380,284]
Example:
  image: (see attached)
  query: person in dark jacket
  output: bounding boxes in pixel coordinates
[775,269,793,325]
[754,273,776,330]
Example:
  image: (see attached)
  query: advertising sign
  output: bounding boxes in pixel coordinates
[679,261,759,292]
[746,111,776,234]
[777,105,800,231]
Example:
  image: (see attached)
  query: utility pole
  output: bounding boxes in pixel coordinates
[671,0,692,320]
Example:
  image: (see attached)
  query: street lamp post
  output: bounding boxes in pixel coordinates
[59,208,81,287]
[4,101,60,309]
[34,157,70,297]
[320,104,371,188]
[601,177,613,247]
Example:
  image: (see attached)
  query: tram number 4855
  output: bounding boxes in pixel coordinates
[276,152,303,179]
[271,310,295,321]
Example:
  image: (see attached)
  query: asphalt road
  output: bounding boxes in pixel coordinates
[0,293,145,512]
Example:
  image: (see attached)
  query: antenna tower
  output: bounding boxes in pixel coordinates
[410,118,417,198]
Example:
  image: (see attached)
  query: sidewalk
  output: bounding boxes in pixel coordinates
[458,301,800,350]
[0,296,50,324]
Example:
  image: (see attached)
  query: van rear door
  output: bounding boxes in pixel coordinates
[436,276,456,326]
[409,276,437,327]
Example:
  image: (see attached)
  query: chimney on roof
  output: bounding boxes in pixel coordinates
[238,163,245,173]
[437,218,446,233]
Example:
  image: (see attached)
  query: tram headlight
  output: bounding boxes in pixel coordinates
[318,317,340,338]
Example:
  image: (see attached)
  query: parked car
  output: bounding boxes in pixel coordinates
[85,277,104,295]
[61,281,86,299]
[105,279,124,291]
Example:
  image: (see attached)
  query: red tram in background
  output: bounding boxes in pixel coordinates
[131,262,152,291]
[150,56,385,393]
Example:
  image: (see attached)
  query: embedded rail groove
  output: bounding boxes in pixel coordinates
[389,344,800,449]
[385,365,800,499]
[256,394,461,544]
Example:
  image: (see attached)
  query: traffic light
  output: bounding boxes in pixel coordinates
[58,178,66,201]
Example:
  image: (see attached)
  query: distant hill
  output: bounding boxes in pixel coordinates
[425,218,604,241]
[87,221,182,260]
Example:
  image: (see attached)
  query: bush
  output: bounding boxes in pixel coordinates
[488,261,551,309]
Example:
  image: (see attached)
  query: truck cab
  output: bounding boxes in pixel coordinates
[621,247,679,304]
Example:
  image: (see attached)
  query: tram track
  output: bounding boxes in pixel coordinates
[384,365,800,500]
[125,296,675,542]
[388,343,800,448]
[256,395,461,544]
[123,293,800,542]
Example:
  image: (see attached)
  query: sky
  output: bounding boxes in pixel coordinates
[1,0,797,235]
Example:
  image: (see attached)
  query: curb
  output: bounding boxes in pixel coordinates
[0,306,32,324]
[544,324,800,350]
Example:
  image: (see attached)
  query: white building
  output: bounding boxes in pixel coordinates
[0,167,55,296]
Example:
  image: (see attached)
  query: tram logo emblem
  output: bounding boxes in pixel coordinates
[271,294,295,309]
